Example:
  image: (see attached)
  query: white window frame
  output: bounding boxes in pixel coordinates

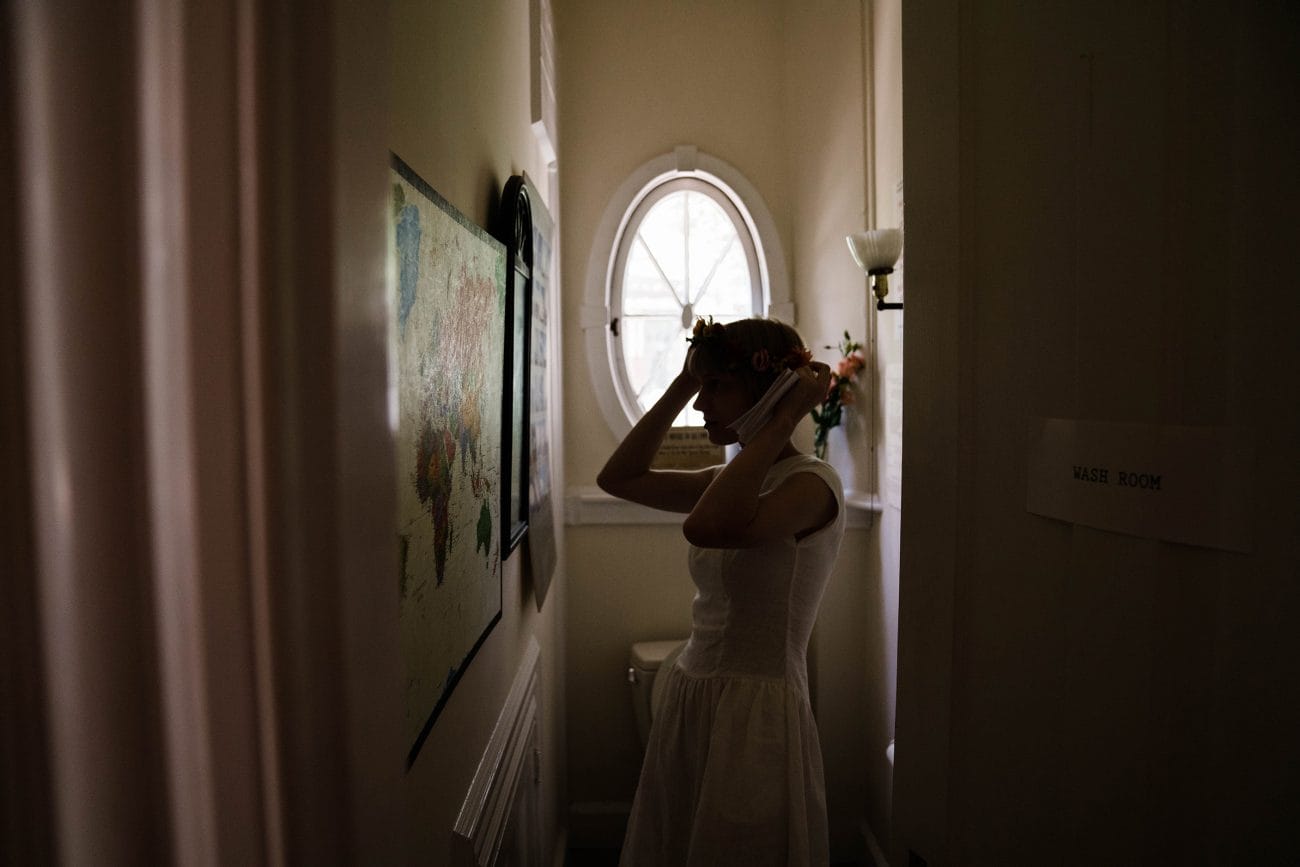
[581,146,792,438]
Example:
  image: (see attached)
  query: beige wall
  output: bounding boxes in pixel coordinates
[865,0,903,853]
[556,0,892,857]
[896,1,1300,863]
[390,0,568,860]
[782,3,882,854]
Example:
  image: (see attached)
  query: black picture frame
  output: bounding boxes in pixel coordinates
[522,171,557,610]
[496,176,532,557]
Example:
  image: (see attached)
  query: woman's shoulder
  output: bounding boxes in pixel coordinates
[766,455,844,511]
[771,453,842,487]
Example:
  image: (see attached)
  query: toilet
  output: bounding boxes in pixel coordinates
[627,639,688,747]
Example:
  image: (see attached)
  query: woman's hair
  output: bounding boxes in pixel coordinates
[687,317,808,402]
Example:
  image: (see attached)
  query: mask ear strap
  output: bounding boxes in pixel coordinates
[727,368,800,443]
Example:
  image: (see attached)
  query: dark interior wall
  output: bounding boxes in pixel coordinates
[895,2,1300,863]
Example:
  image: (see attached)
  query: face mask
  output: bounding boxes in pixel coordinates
[727,368,800,444]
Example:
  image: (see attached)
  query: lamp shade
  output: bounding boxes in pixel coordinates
[846,228,903,273]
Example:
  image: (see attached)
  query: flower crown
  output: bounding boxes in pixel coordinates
[686,316,812,373]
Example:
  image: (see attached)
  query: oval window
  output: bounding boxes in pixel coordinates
[610,177,764,427]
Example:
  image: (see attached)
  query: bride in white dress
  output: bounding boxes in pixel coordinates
[597,317,845,867]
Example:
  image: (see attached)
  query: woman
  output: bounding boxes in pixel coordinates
[597,317,845,867]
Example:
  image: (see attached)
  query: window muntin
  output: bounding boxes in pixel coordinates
[610,177,763,427]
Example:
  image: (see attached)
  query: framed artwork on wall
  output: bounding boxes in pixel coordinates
[391,153,505,769]
[522,172,557,609]
[496,176,532,557]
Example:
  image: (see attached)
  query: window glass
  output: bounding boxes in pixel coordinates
[612,178,762,426]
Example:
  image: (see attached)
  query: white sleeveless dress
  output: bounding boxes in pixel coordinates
[620,455,846,867]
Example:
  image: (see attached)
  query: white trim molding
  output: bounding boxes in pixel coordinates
[453,638,543,867]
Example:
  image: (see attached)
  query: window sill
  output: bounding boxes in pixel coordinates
[564,487,882,528]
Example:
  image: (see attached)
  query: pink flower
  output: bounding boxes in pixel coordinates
[837,352,866,379]
[812,332,862,459]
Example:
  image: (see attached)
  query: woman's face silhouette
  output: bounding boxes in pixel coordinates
[692,370,754,445]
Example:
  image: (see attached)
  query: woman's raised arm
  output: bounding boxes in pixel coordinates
[596,369,718,514]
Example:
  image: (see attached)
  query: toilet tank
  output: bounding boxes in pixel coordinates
[628,639,687,747]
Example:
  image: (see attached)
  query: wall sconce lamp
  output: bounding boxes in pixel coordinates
[846,228,903,310]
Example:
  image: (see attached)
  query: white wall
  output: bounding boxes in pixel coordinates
[895,2,1300,863]
[781,3,883,853]
[556,0,891,857]
[866,0,903,852]
[390,0,568,860]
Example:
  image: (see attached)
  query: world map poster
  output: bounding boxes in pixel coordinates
[391,155,506,767]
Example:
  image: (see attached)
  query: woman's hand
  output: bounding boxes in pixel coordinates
[775,361,832,424]
[678,346,702,392]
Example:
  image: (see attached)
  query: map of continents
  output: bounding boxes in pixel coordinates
[393,176,504,750]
